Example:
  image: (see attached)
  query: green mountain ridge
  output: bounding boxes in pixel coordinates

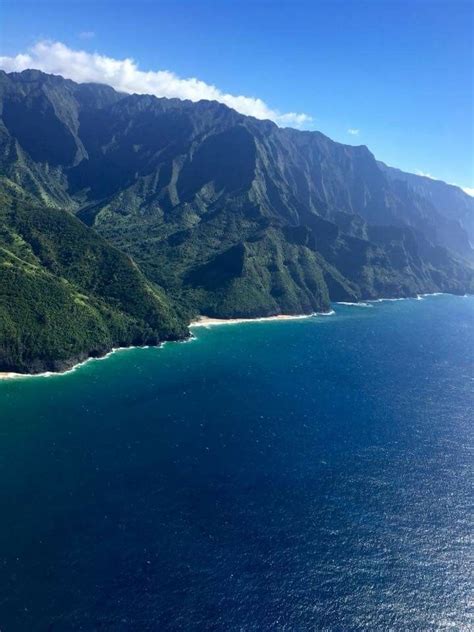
[0,179,186,373]
[0,69,472,372]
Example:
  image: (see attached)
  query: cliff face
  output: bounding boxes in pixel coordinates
[0,69,472,370]
[378,162,474,255]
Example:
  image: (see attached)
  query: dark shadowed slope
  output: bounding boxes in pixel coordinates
[0,70,472,370]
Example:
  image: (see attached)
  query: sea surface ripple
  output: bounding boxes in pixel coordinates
[0,294,472,630]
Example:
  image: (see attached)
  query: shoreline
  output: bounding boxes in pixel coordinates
[190,292,466,328]
[0,344,154,381]
[189,312,328,327]
[0,312,332,379]
[0,293,469,381]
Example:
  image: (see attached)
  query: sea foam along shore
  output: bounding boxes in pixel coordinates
[190,293,458,327]
[189,312,333,328]
[365,292,444,303]
[336,301,373,307]
[0,312,330,380]
[0,345,154,381]
[0,294,463,380]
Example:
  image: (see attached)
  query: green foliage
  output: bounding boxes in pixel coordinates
[0,182,187,372]
[0,70,473,372]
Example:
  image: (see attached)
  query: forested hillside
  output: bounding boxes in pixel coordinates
[0,70,472,372]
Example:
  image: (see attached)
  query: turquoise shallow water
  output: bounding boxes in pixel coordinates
[0,294,473,631]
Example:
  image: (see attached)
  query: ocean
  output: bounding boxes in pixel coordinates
[0,294,472,630]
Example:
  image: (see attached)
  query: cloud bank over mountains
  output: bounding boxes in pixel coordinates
[0,41,313,128]
[0,41,472,195]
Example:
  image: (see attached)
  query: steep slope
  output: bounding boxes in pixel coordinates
[0,180,186,373]
[379,161,474,253]
[0,70,472,330]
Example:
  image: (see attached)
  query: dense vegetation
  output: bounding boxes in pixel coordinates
[0,181,186,372]
[0,69,472,372]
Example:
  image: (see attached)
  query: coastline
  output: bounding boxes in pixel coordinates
[189,312,327,327]
[0,293,468,380]
[0,311,332,379]
[190,293,467,328]
[0,344,153,381]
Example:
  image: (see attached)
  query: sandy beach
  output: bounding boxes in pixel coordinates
[189,313,330,327]
[2,296,455,379]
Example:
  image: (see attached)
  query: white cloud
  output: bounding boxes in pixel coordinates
[78,31,95,40]
[416,171,474,197]
[347,128,359,135]
[0,41,313,128]
[416,170,436,179]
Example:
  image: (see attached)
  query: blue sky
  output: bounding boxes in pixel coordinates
[1,0,473,191]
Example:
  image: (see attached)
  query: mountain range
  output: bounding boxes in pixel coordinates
[0,69,472,373]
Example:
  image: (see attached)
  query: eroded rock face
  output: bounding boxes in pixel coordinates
[0,69,473,354]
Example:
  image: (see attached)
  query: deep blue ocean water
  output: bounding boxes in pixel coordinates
[0,294,472,631]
